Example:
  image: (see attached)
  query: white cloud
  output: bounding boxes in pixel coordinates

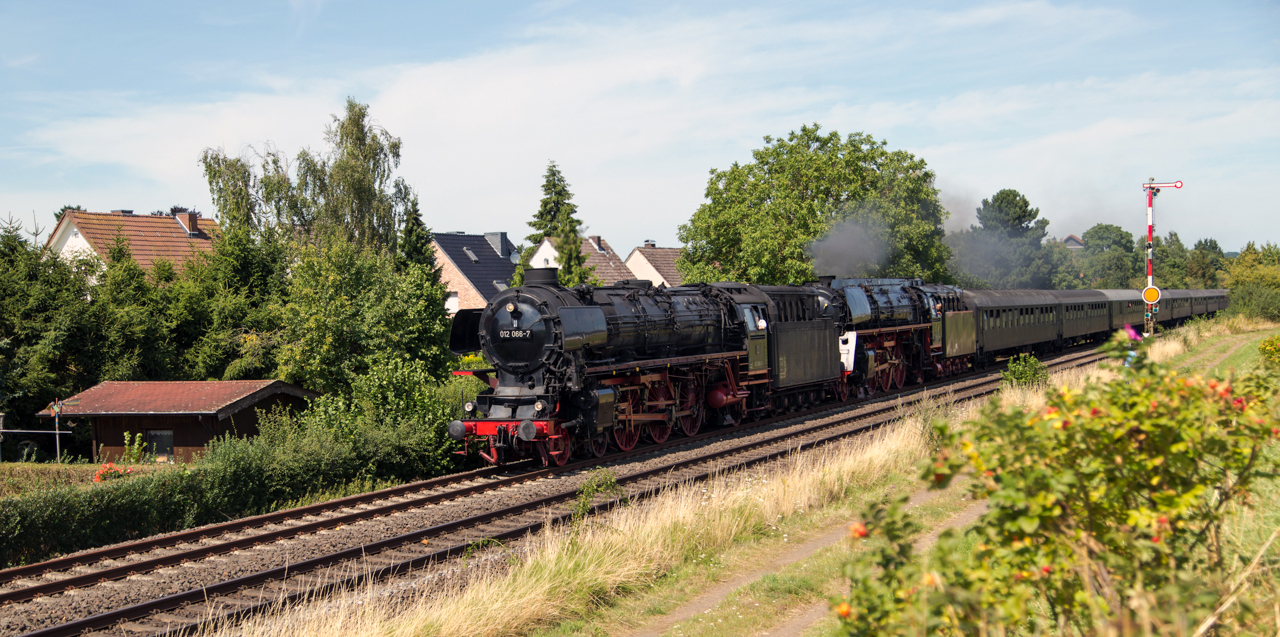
[7,3,1279,254]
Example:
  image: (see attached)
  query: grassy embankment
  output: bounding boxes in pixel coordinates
[206,365,1122,637]
[205,315,1280,637]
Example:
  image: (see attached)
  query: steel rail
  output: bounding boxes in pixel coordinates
[1,347,1103,606]
[19,350,1108,637]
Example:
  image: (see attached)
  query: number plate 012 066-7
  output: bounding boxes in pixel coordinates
[500,330,532,339]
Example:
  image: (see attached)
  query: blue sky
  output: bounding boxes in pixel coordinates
[2,1,1277,254]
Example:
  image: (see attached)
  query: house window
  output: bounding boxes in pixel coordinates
[146,429,174,461]
[493,280,509,292]
[463,247,480,263]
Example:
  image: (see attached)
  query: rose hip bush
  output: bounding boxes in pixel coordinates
[833,330,1280,635]
[1260,334,1280,368]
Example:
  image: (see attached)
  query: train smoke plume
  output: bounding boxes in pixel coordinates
[808,215,889,278]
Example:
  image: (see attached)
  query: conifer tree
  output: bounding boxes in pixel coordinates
[513,161,585,285]
[396,195,439,283]
[554,220,600,288]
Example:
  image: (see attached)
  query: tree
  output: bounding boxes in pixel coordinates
[677,124,949,285]
[201,98,414,252]
[553,222,600,288]
[1149,231,1188,289]
[274,241,452,396]
[946,189,1057,288]
[54,205,82,223]
[513,161,586,286]
[396,195,438,281]
[1079,223,1140,288]
[1187,238,1226,289]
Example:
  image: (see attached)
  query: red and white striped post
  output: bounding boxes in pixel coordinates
[1141,179,1183,336]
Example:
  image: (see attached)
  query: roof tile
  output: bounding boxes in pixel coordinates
[55,211,220,271]
[38,380,319,418]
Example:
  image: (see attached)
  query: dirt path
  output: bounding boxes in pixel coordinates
[621,488,984,637]
[1191,337,1254,374]
[1177,335,1250,373]
[763,499,989,637]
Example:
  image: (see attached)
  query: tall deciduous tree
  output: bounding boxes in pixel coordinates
[201,98,414,253]
[1080,223,1141,288]
[677,124,950,285]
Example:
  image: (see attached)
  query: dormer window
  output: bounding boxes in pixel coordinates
[463,247,480,263]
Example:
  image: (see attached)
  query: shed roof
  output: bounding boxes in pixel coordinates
[36,380,319,420]
[48,211,220,271]
[433,232,519,302]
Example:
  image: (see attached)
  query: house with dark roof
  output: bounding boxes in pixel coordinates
[432,232,520,312]
[528,234,636,285]
[1063,234,1086,250]
[625,241,684,287]
[37,380,319,462]
[45,210,220,272]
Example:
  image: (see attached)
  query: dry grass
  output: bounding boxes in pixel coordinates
[208,359,1123,637]
[1147,314,1279,364]
[211,419,938,637]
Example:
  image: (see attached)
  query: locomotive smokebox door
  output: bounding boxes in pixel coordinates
[741,305,768,371]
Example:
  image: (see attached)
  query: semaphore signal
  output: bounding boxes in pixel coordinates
[1142,179,1183,336]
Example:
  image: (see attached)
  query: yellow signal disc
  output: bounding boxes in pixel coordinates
[1142,286,1161,304]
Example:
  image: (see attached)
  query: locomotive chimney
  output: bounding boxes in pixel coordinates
[524,267,559,286]
[818,275,835,287]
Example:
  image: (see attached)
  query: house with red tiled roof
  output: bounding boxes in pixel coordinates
[625,241,684,288]
[1063,234,1086,250]
[529,234,636,285]
[37,380,319,462]
[44,209,220,272]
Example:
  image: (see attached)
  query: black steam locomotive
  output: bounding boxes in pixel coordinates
[448,268,1226,466]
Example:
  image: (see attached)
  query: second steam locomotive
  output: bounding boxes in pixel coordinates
[448,268,1226,466]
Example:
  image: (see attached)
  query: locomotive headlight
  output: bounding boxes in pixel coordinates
[464,401,476,413]
[534,400,546,413]
[506,303,516,312]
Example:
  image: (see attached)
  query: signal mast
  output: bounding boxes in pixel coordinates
[1141,178,1183,336]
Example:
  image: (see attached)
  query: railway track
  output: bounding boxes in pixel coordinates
[8,347,1108,637]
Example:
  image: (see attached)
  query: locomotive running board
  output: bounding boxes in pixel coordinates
[585,350,747,375]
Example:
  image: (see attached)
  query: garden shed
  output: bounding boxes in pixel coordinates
[36,380,320,462]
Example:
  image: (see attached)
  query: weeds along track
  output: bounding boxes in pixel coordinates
[6,348,1106,637]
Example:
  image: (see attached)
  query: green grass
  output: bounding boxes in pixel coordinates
[1208,328,1280,376]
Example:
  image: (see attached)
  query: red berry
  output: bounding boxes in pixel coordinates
[849,522,868,538]
[835,602,851,618]
[1042,565,1051,574]
[1158,516,1168,524]
[1152,536,1161,543]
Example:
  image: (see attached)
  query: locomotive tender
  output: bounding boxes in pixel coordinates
[447,267,1227,466]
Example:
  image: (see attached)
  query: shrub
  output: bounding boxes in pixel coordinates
[834,330,1280,634]
[1260,334,1280,368]
[1227,284,1280,321]
[1000,352,1047,387]
[0,358,488,567]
